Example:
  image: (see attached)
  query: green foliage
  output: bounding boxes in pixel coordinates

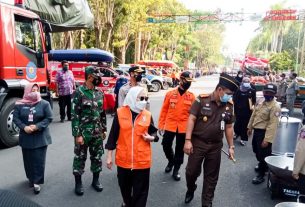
[269,51,295,71]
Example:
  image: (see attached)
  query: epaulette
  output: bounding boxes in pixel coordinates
[199,94,209,98]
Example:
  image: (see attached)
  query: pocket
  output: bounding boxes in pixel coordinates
[137,149,151,163]
[116,145,127,162]
[260,109,270,120]
[201,107,213,117]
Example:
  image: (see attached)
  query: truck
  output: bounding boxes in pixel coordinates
[0,1,52,147]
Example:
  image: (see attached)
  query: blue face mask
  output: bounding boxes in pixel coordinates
[220,93,232,103]
[243,83,251,88]
[264,95,274,102]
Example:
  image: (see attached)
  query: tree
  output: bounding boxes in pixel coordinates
[269,51,295,71]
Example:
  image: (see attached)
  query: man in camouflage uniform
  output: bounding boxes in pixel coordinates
[72,66,107,196]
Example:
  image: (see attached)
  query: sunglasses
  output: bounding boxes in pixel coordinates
[139,96,149,101]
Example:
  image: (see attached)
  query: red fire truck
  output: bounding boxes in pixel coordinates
[0,1,52,147]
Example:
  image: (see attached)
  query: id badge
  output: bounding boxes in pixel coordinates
[28,114,34,122]
[220,120,225,131]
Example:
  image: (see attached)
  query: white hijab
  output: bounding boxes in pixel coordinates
[123,86,146,113]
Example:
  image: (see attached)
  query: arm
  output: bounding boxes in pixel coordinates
[225,124,234,148]
[12,105,26,131]
[148,116,158,142]
[158,92,170,130]
[71,89,82,137]
[118,87,125,107]
[184,114,197,155]
[55,73,60,95]
[105,113,120,150]
[71,72,76,90]
[264,106,280,143]
[100,96,107,132]
[247,107,256,130]
[293,140,305,175]
[35,102,53,130]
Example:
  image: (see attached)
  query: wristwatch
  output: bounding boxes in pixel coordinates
[229,145,235,149]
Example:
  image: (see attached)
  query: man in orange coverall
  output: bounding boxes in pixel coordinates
[158,71,195,181]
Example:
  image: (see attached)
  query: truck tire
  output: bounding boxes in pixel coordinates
[0,97,20,147]
[151,81,161,92]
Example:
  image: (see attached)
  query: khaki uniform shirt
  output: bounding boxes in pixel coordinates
[190,93,234,143]
[293,138,305,175]
[286,79,299,96]
[247,100,281,143]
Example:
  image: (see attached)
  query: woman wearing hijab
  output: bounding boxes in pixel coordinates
[233,77,256,146]
[13,83,53,194]
[105,86,158,207]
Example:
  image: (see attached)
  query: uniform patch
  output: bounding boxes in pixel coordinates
[203,116,208,122]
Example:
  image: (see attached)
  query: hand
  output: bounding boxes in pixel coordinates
[261,141,269,148]
[158,129,164,135]
[292,173,299,180]
[183,140,193,155]
[24,126,33,134]
[29,125,38,131]
[143,132,155,142]
[75,136,84,145]
[228,148,235,160]
[106,154,113,170]
[247,129,252,137]
[102,131,107,140]
[55,91,59,97]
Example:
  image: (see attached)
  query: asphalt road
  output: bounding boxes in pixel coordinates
[0,75,298,207]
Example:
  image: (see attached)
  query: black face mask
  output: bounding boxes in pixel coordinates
[63,66,68,71]
[135,75,142,82]
[92,76,101,86]
[181,82,191,90]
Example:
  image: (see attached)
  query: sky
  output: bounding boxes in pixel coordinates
[178,0,305,57]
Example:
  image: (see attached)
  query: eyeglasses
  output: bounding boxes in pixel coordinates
[139,96,149,101]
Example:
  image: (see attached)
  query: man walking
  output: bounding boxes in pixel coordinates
[56,60,75,122]
[158,71,195,181]
[71,66,107,196]
[183,73,239,207]
[286,72,299,116]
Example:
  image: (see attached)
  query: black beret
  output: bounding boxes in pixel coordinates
[129,66,145,73]
[180,71,195,82]
[218,73,239,92]
[263,83,277,94]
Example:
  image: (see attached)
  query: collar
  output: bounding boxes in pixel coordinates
[83,83,96,91]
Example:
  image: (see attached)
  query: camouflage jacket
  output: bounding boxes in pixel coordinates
[71,84,107,139]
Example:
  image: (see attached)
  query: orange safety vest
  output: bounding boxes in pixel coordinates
[116,106,152,169]
[158,88,195,133]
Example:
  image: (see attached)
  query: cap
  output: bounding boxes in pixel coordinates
[85,66,103,77]
[180,71,195,82]
[129,66,145,73]
[263,83,277,95]
[219,73,239,92]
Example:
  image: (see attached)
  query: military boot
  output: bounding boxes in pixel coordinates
[74,175,84,196]
[92,173,103,192]
[172,165,181,181]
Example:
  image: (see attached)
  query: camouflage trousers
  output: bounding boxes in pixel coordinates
[73,136,104,175]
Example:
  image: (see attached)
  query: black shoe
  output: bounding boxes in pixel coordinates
[29,181,34,188]
[121,203,126,207]
[60,119,64,123]
[33,184,40,194]
[172,168,181,181]
[185,190,194,203]
[202,204,212,207]
[68,118,71,121]
[165,162,174,173]
[252,175,265,184]
[92,173,103,192]
[74,175,84,196]
[254,165,259,172]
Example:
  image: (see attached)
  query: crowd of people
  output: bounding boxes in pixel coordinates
[10,65,305,207]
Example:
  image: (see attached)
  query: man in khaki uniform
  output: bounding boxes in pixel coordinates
[247,83,281,184]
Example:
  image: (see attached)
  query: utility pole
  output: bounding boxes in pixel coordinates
[300,20,305,74]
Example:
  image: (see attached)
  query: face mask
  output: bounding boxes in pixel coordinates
[220,93,232,103]
[182,82,191,90]
[92,76,101,86]
[238,74,243,78]
[135,75,142,82]
[264,95,274,102]
[63,66,68,71]
[243,82,251,88]
[28,92,40,100]
[135,100,147,111]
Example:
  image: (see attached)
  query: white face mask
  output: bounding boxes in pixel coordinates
[135,100,147,111]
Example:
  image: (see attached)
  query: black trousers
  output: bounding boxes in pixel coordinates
[252,129,272,176]
[58,94,71,120]
[234,113,251,141]
[161,130,186,168]
[117,167,150,207]
[299,174,305,203]
[22,146,47,184]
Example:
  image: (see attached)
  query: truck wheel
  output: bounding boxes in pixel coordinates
[151,81,161,92]
[0,97,20,147]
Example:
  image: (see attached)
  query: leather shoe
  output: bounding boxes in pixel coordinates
[252,175,265,184]
[121,203,126,207]
[185,190,194,203]
[254,165,259,172]
[172,170,181,181]
[165,162,174,173]
[33,184,40,195]
[60,119,64,123]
